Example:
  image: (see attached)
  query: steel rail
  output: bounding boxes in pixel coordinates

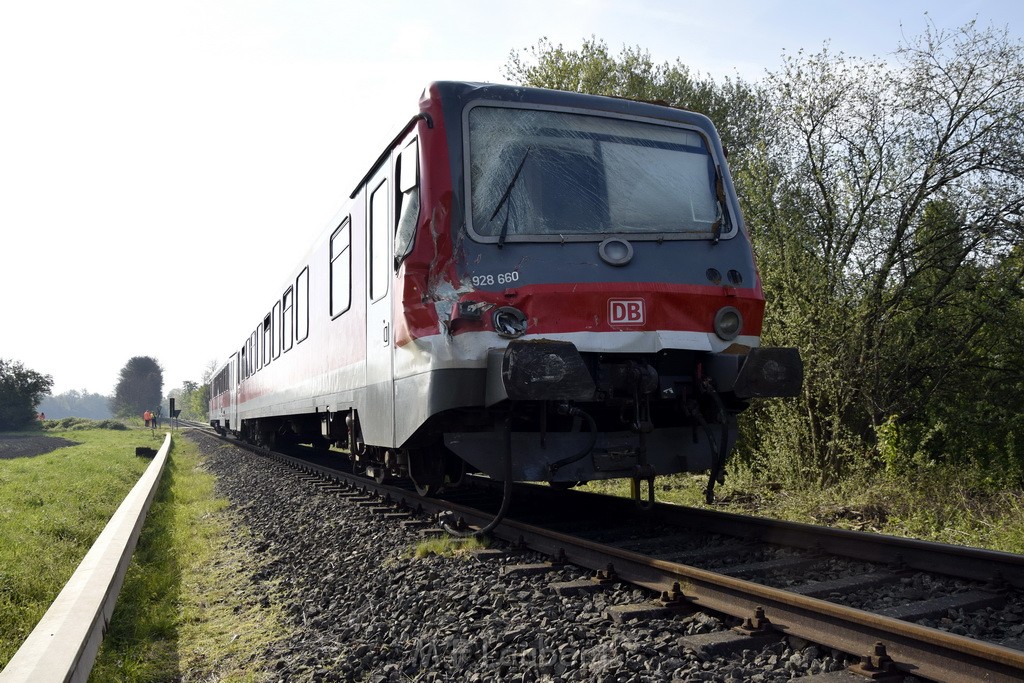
[514,483,1024,589]
[1,433,172,683]
[213,436,1024,682]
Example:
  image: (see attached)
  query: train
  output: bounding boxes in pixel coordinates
[209,80,802,502]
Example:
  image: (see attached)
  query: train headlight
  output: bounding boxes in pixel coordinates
[713,306,743,341]
[493,306,528,338]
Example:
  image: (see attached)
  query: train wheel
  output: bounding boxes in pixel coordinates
[408,449,444,498]
[443,457,466,489]
[414,481,438,497]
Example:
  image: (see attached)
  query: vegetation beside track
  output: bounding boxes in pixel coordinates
[0,424,154,669]
[90,433,287,683]
[583,466,1024,555]
[408,535,490,559]
[0,423,288,680]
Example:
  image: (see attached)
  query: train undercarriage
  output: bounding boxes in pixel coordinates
[221,340,801,505]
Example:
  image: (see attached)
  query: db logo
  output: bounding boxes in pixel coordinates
[609,299,645,325]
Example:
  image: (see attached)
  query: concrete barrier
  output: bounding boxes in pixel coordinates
[0,432,172,682]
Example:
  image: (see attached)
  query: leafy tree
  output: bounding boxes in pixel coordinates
[165,361,217,421]
[742,21,1024,484]
[111,356,163,419]
[166,380,210,421]
[0,359,53,430]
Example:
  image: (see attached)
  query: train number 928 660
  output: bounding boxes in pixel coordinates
[471,271,520,287]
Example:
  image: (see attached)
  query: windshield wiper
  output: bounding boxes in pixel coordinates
[711,164,727,245]
[489,147,531,249]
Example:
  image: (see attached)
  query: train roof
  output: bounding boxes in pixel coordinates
[429,80,717,131]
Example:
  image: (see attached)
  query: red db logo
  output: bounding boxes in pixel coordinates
[609,299,645,325]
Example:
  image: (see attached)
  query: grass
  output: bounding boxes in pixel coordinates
[89,435,287,682]
[0,424,288,681]
[0,426,157,669]
[409,535,491,559]
[582,467,1024,555]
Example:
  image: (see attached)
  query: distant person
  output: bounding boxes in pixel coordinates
[38,412,45,421]
[152,411,159,428]
[143,410,152,427]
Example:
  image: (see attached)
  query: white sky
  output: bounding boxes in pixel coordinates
[2,0,1020,396]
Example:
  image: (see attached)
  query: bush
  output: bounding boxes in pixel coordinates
[42,418,127,432]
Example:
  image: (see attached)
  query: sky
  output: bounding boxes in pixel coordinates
[1,0,1021,397]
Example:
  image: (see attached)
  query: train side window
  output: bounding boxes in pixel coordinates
[282,287,294,352]
[272,301,282,359]
[251,331,258,373]
[263,313,273,366]
[240,345,247,380]
[330,218,352,317]
[395,138,419,267]
[251,325,260,368]
[370,178,389,302]
[296,267,309,343]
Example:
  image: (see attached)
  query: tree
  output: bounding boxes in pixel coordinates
[166,379,209,421]
[738,20,1024,484]
[0,359,53,430]
[111,356,163,419]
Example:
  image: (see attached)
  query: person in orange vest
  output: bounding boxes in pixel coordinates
[143,410,152,428]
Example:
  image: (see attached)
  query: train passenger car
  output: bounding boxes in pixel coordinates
[210,81,801,498]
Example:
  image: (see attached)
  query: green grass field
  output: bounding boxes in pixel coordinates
[0,425,287,681]
[88,433,287,683]
[0,425,158,669]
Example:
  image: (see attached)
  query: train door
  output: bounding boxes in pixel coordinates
[229,351,239,431]
[363,165,395,447]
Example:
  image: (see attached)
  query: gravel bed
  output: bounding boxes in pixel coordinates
[917,591,1024,648]
[188,431,899,681]
[756,558,883,589]
[827,572,977,612]
[688,546,805,571]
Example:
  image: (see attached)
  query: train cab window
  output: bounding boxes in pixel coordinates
[395,138,419,266]
[330,218,352,317]
[282,287,294,352]
[263,313,273,366]
[370,178,389,301]
[296,267,309,343]
[272,301,282,359]
[467,105,728,242]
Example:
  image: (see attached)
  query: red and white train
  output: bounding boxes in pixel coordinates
[209,81,801,498]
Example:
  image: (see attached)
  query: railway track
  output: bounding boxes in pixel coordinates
[193,427,1024,682]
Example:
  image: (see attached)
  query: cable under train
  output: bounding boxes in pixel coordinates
[209,81,802,504]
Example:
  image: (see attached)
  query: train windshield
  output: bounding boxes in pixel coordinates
[467,105,730,242]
